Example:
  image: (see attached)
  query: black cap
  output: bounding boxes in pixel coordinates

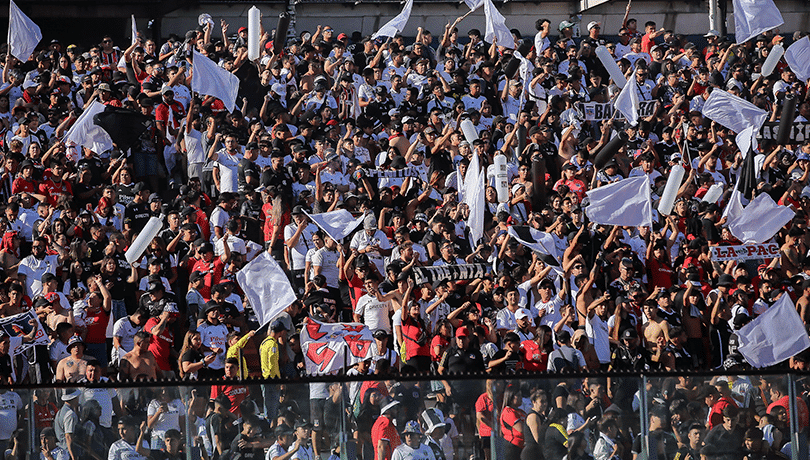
[621,328,638,339]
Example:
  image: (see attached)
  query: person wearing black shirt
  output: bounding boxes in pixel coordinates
[124,182,151,237]
[150,429,184,460]
[674,423,705,460]
[488,332,522,373]
[261,149,294,199]
[438,325,484,416]
[238,142,261,195]
[701,405,744,460]
[229,417,266,460]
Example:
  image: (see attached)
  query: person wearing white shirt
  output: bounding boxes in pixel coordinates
[284,207,318,294]
[350,215,392,276]
[17,239,61,299]
[211,133,243,194]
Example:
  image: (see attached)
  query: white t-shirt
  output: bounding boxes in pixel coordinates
[284,223,318,270]
[355,294,393,333]
[198,322,228,370]
[214,150,243,193]
[535,296,564,329]
[18,254,59,299]
[0,391,22,440]
[586,314,611,364]
[80,377,117,428]
[185,129,206,165]
[350,230,392,275]
[391,443,436,460]
[146,398,186,441]
[209,206,230,242]
[312,247,340,288]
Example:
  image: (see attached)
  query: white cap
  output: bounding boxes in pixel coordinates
[515,308,531,320]
[704,29,720,38]
[587,21,600,31]
[271,83,286,96]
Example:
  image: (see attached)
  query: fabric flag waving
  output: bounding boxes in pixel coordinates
[785,36,810,83]
[702,89,768,134]
[412,264,490,285]
[64,100,114,154]
[614,73,639,126]
[483,0,514,49]
[131,15,138,46]
[236,252,298,326]
[0,310,48,353]
[464,152,485,246]
[301,318,374,375]
[7,0,42,62]
[732,0,783,45]
[737,293,810,368]
[192,50,240,112]
[371,0,414,40]
[585,176,652,227]
[93,106,151,151]
[507,226,562,273]
[304,209,364,242]
[728,192,794,244]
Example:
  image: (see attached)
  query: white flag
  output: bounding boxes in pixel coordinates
[465,153,485,246]
[702,89,768,133]
[585,176,652,227]
[483,0,514,49]
[737,293,810,368]
[191,50,240,112]
[236,252,297,327]
[464,0,484,9]
[131,15,138,46]
[372,0,414,40]
[7,0,41,62]
[64,100,115,154]
[304,209,364,242]
[514,50,534,110]
[735,126,758,160]
[721,186,745,225]
[728,192,794,244]
[732,0,784,45]
[614,73,639,126]
[785,36,810,82]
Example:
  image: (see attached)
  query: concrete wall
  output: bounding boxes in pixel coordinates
[160,0,810,42]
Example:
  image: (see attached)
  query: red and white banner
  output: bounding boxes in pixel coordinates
[710,243,779,261]
[301,318,374,375]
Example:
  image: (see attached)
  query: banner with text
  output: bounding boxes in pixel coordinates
[580,100,658,121]
[710,243,779,261]
[412,263,491,285]
[0,310,48,354]
[758,122,810,145]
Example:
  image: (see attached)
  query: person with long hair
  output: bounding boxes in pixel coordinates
[522,324,554,371]
[501,383,527,460]
[564,432,593,460]
[522,389,549,460]
[177,331,216,380]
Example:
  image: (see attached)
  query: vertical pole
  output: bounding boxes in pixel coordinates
[641,375,650,460]
[788,374,799,460]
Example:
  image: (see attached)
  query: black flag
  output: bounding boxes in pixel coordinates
[93,107,151,151]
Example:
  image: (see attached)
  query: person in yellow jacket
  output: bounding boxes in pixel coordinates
[260,319,288,424]
[225,329,255,379]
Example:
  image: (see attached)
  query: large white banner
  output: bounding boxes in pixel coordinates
[236,252,298,326]
[710,243,779,261]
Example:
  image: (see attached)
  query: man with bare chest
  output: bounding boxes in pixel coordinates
[55,336,87,382]
[642,301,670,352]
[119,331,158,380]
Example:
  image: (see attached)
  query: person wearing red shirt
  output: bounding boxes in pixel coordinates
[521,327,553,372]
[33,388,57,433]
[371,400,400,460]
[707,382,739,429]
[191,242,224,301]
[38,162,72,206]
[11,161,38,195]
[553,164,587,201]
[646,240,675,290]
[767,377,810,432]
[95,83,122,107]
[210,358,248,417]
[401,303,431,372]
[144,304,178,377]
[155,88,186,141]
[78,277,111,368]
[640,21,665,54]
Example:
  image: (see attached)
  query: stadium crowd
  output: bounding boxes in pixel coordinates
[0,3,807,460]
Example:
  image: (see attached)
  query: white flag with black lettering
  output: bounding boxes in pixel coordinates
[585,176,652,227]
[737,293,810,368]
[732,0,783,45]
